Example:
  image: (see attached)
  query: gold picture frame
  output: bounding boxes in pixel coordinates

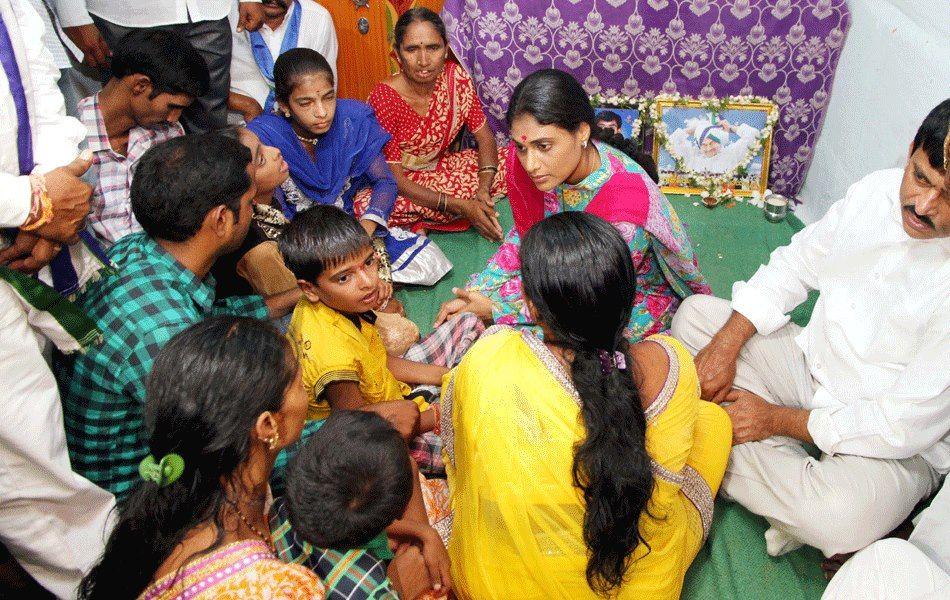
[651,98,777,197]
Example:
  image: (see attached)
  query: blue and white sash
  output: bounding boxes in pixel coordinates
[249,0,301,114]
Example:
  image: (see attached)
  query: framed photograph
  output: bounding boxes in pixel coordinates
[594,106,641,141]
[652,98,777,197]
[590,95,644,149]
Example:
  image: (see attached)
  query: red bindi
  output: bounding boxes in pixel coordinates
[520,135,527,142]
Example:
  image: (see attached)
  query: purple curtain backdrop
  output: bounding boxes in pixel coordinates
[441,0,851,199]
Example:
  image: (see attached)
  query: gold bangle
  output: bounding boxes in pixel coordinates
[478,165,498,174]
[21,174,53,231]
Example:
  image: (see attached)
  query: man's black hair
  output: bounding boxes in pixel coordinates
[109,29,210,99]
[285,411,414,550]
[911,98,950,172]
[596,110,623,128]
[279,205,371,283]
[131,134,251,242]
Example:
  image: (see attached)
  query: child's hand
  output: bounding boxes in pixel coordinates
[387,545,431,600]
[419,527,453,593]
[387,520,453,593]
[376,279,394,311]
[361,400,420,440]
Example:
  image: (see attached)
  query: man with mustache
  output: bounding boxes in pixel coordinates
[227,0,337,123]
[822,124,950,599]
[671,99,950,561]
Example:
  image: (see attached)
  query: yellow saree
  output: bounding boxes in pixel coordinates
[441,327,731,599]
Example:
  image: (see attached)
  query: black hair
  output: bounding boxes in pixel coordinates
[274,48,335,104]
[279,205,372,283]
[285,411,414,549]
[595,110,622,129]
[911,98,950,172]
[131,134,251,242]
[109,28,210,99]
[79,316,298,599]
[507,69,659,182]
[520,211,653,596]
[393,7,448,48]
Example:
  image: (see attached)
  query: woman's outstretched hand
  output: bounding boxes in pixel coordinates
[433,287,493,327]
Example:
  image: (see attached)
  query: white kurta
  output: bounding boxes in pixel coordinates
[228,0,337,109]
[0,0,83,225]
[911,480,950,574]
[671,167,948,557]
[0,1,115,597]
[822,537,949,600]
[53,0,260,28]
[731,169,950,472]
[824,482,950,600]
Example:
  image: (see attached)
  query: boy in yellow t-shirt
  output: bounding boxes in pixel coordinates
[279,206,483,471]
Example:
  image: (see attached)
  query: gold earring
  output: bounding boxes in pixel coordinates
[264,431,280,450]
[582,139,589,148]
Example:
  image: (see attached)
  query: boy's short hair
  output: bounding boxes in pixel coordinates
[279,205,372,283]
[285,411,414,550]
[911,98,950,172]
[131,134,251,242]
[110,29,210,99]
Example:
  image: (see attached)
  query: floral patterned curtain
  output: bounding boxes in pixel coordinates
[441,0,851,199]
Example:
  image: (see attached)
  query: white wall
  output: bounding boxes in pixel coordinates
[796,0,950,224]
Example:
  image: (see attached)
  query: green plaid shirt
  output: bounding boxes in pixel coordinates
[60,233,268,501]
[269,497,397,600]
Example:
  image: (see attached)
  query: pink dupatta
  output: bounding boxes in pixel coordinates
[505,144,711,298]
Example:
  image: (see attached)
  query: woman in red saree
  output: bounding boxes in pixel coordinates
[360,8,507,241]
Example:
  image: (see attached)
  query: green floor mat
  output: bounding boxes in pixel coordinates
[395,195,826,599]
[396,196,816,333]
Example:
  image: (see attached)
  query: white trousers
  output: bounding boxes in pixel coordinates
[822,538,950,600]
[671,295,940,557]
[0,282,115,598]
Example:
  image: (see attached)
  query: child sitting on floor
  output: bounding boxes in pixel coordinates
[279,205,482,473]
[274,411,451,596]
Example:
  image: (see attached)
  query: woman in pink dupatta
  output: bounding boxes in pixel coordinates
[359,8,507,241]
[435,69,710,342]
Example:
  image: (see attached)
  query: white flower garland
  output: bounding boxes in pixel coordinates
[588,93,779,207]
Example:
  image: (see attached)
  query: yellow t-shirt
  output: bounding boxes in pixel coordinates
[287,298,427,421]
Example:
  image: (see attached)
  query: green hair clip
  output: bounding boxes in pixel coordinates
[138,453,185,487]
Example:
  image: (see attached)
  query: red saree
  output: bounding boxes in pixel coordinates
[358,61,507,232]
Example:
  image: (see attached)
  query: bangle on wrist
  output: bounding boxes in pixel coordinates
[21,174,53,231]
[437,192,447,213]
[433,403,442,437]
[478,165,498,174]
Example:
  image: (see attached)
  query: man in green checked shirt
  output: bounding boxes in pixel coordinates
[59,133,301,502]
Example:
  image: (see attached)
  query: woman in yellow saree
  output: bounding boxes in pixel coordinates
[441,212,732,599]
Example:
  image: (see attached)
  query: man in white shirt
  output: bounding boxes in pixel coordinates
[25,0,96,117]
[0,0,115,597]
[671,98,950,558]
[227,0,337,123]
[53,0,267,131]
[822,128,950,600]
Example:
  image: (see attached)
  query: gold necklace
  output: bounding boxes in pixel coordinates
[229,499,273,549]
[296,133,319,145]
